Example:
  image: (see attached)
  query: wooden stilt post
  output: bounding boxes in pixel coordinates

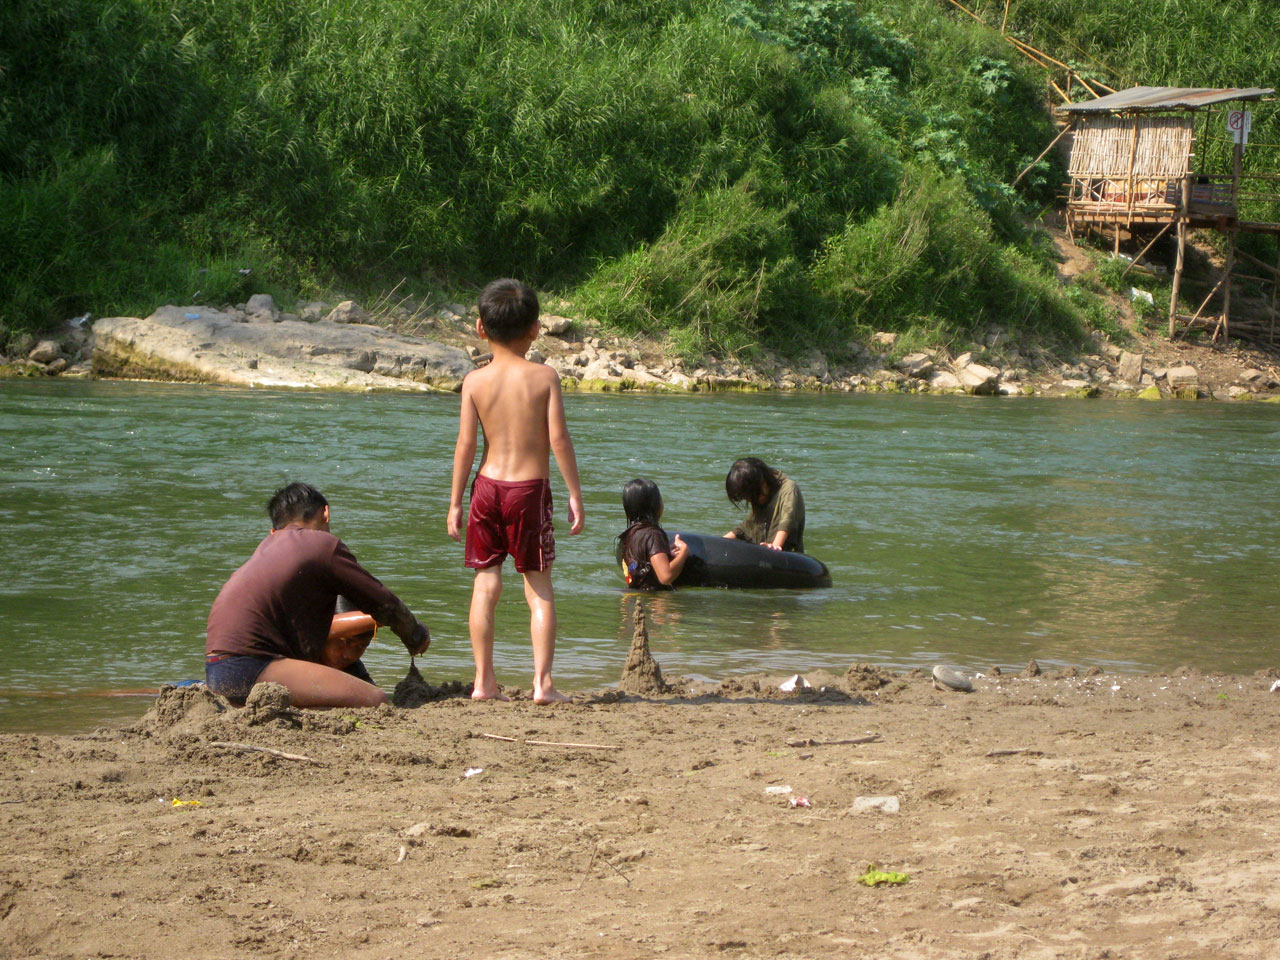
[1169,174,1190,337]
[1114,224,1121,257]
[1221,230,1236,342]
[1120,221,1173,280]
[1270,244,1279,343]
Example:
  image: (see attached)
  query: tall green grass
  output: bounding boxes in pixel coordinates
[9,0,1254,357]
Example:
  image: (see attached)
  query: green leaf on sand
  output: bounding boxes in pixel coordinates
[858,864,909,887]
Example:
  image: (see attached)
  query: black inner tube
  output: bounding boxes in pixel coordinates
[670,532,831,589]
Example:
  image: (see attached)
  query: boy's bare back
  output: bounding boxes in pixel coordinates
[464,353,561,483]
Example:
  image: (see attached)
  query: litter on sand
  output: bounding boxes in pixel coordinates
[788,796,812,808]
[764,785,793,796]
[464,767,484,778]
[170,798,203,808]
[779,674,812,692]
[857,864,909,887]
[851,795,900,814]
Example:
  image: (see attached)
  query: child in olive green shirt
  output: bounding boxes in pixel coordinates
[722,457,805,552]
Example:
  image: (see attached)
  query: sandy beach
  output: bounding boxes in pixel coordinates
[3,659,1279,960]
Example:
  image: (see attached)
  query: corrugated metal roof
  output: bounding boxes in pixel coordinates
[1059,86,1274,114]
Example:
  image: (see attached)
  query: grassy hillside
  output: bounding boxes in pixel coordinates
[3,0,1271,359]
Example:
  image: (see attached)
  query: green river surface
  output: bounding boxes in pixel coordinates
[2,379,1278,733]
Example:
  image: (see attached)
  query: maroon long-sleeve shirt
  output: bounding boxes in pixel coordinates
[206,527,420,661]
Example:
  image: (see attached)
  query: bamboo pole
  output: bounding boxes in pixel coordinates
[1189,274,1229,325]
[1234,246,1280,275]
[1013,122,1075,186]
[1074,75,1113,98]
[1221,230,1236,341]
[1007,37,1054,70]
[1119,221,1173,280]
[941,0,983,24]
[1169,175,1190,336]
[1125,117,1140,226]
[1272,245,1280,342]
[1006,35,1074,73]
[1001,0,1011,33]
[1231,136,1243,214]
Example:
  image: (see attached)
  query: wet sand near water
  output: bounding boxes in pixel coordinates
[2,666,1279,960]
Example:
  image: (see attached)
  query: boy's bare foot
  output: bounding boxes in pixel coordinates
[533,686,571,705]
[471,683,509,702]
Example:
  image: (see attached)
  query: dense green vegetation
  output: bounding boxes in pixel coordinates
[1,0,1274,358]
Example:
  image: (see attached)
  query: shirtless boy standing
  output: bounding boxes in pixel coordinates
[447,279,584,704]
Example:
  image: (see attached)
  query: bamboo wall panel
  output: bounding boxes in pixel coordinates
[1068,116,1193,178]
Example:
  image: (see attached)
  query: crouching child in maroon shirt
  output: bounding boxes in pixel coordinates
[205,483,430,707]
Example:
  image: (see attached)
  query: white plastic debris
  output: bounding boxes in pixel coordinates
[464,767,484,778]
[779,674,811,692]
[851,795,900,814]
[1130,287,1154,305]
[1270,679,1280,693]
[764,785,793,796]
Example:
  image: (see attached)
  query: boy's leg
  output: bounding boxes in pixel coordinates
[469,565,506,700]
[522,568,569,704]
[257,658,389,708]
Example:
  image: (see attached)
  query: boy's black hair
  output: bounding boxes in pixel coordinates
[725,457,780,505]
[267,482,328,530]
[477,278,539,344]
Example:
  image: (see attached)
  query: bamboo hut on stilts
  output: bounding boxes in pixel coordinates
[1051,87,1280,345]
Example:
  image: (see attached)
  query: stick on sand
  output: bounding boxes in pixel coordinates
[785,734,882,748]
[209,741,322,764]
[477,732,621,750]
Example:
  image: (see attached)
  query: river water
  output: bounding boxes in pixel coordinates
[2,379,1278,731]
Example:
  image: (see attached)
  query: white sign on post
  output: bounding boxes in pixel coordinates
[1227,109,1252,146]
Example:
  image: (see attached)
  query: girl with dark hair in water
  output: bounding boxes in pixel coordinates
[615,478,689,590]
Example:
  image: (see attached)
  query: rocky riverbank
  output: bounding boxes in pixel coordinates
[5,291,1280,401]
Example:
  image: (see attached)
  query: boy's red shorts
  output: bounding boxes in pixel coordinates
[465,475,555,573]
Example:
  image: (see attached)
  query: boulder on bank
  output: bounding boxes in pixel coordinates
[28,339,62,364]
[92,306,474,391]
